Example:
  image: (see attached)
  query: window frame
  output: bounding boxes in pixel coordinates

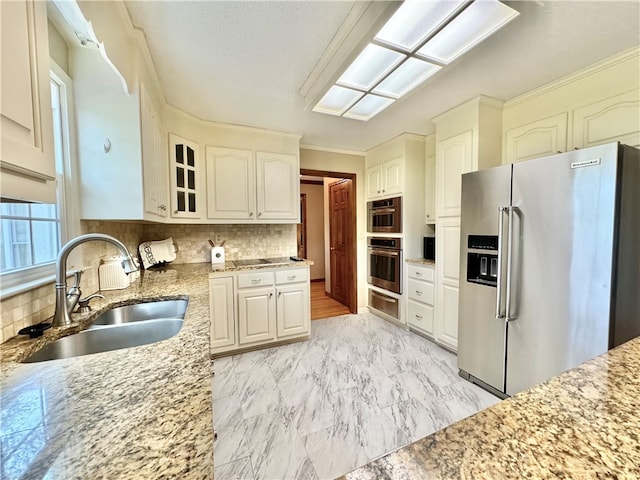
[0,60,81,299]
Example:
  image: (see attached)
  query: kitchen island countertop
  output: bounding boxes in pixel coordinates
[0,263,217,479]
[343,335,640,479]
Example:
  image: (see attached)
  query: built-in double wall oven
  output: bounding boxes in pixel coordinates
[367,237,402,294]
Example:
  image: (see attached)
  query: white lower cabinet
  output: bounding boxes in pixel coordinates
[406,264,435,339]
[209,277,235,349]
[210,266,310,355]
[238,286,276,344]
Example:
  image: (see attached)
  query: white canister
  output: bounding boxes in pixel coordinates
[211,246,225,264]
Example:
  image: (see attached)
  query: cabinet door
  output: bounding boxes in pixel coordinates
[141,85,168,218]
[504,113,568,164]
[382,157,403,196]
[0,0,55,202]
[206,147,255,220]
[366,165,382,199]
[238,287,276,344]
[425,154,436,223]
[256,152,299,221]
[210,277,236,349]
[169,134,200,218]
[572,89,640,149]
[276,283,310,338]
[436,131,473,218]
[435,217,460,352]
[437,284,459,351]
[407,300,434,338]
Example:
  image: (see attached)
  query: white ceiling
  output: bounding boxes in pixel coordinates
[124,1,640,152]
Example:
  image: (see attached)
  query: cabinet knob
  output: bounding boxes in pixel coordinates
[249,212,254,217]
[269,292,273,298]
[416,315,423,320]
[416,272,423,276]
[258,212,262,217]
[251,278,261,284]
[377,190,381,194]
[278,291,282,297]
[159,204,166,211]
[416,290,423,296]
[382,189,385,193]
[287,275,296,280]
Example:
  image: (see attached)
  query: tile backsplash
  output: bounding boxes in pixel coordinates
[1,221,296,343]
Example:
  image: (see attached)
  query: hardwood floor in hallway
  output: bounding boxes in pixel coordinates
[311,280,350,320]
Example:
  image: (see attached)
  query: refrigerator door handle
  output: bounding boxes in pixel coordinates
[496,206,507,319]
[505,206,517,321]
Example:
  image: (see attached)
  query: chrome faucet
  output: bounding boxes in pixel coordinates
[52,233,138,327]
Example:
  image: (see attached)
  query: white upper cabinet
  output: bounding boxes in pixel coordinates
[256,152,299,221]
[572,89,640,149]
[365,157,403,200]
[169,134,201,219]
[140,85,168,218]
[206,147,255,220]
[1,0,56,202]
[205,148,299,223]
[504,113,568,164]
[436,131,473,218]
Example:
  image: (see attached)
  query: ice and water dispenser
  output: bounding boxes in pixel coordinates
[466,235,499,287]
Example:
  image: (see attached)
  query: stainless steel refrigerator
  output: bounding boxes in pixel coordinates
[458,142,639,397]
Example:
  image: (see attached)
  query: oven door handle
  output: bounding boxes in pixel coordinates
[370,291,397,303]
[369,248,400,257]
[371,207,397,214]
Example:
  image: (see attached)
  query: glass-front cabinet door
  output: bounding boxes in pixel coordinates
[169,133,200,219]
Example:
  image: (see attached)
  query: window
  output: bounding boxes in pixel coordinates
[0,203,59,272]
[0,62,80,296]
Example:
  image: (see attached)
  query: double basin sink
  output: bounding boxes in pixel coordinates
[23,299,188,363]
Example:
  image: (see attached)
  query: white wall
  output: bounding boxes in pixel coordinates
[300,183,325,280]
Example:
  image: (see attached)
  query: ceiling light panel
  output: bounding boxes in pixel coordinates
[337,44,406,91]
[343,94,395,121]
[312,85,364,116]
[417,0,520,64]
[373,58,442,98]
[374,0,467,52]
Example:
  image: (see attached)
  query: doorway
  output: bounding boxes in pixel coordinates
[300,168,357,317]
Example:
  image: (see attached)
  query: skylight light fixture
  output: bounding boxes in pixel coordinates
[312,85,364,116]
[312,0,519,121]
[374,0,466,51]
[373,58,441,99]
[343,94,395,121]
[416,0,520,64]
[337,44,405,91]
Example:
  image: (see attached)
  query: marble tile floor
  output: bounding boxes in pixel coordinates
[212,313,500,480]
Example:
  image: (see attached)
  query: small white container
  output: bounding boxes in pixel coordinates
[211,246,225,265]
[99,256,139,290]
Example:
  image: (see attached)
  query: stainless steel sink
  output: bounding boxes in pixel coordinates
[23,299,188,363]
[91,299,188,325]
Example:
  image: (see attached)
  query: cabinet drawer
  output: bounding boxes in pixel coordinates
[275,268,308,285]
[407,264,434,282]
[237,271,274,288]
[407,300,434,337]
[407,278,434,305]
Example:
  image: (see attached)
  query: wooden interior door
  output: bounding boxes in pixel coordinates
[297,194,307,258]
[329,179,352,308]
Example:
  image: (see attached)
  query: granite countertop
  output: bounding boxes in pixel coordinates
[343,336,640,479]
[210,257,313,273]
[0,263,215,479]
[405,258,435,267]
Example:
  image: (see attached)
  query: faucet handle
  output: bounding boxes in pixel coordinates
[76,293,105,313]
